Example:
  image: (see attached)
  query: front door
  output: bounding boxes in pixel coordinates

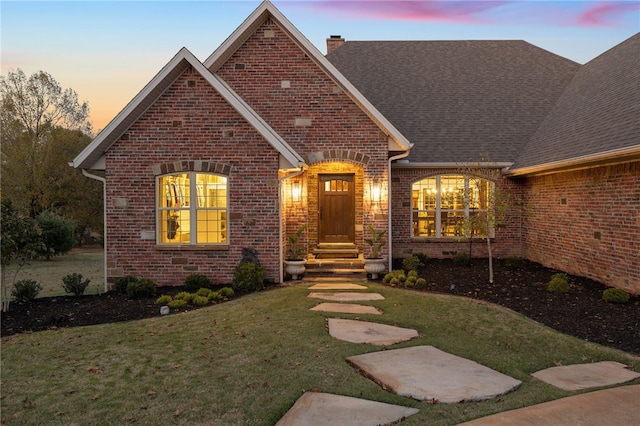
[319,174,355,244]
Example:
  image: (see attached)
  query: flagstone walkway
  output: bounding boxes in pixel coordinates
[276,279,640,425]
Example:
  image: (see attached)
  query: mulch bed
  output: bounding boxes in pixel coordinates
[2,259,639,355]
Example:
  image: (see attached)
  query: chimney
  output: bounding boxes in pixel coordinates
[326,35,345,54]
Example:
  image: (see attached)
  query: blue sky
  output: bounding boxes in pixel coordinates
[2,0,639,131]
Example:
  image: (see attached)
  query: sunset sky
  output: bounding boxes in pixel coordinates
[2,0,639,132]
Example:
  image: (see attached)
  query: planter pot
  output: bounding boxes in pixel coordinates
[363,258,386,280]
[284,259,307,280]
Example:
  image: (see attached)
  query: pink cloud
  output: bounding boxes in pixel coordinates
[306,1,510,23]
[300,1,640,27]
[577,2,640,26]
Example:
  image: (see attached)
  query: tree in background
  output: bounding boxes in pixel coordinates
[1,68,92,216]
[36,210,76,260]
[1,69,102,243]
[1,200,43,311]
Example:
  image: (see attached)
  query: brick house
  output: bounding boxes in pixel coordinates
[72,1,639,293]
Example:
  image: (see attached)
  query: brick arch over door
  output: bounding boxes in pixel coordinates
[150,160,233,176]
[303,150,371,167]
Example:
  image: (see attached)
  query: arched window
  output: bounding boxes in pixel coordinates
[157,173,228,244]
[412,175,493,238]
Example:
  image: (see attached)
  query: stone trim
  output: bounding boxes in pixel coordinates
[304,150,370,166]
[150,160,233,176]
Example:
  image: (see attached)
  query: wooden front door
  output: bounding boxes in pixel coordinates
[319,174,355,244]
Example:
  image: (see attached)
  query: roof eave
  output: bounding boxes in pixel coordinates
[504,146,640,177]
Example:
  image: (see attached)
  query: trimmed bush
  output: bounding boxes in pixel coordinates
[218,287,234,298]
[114,276,138,294]
[603,288,630,304]
[184,274,211,292]
[407,270,418,279]
[192,295,209,306]
[232,262,266,294]
[416,278,427,288]
[208,291,223,302]
[126,278,157,299]
[402,255,422,272]
[156,295,173,305]
[167,299,187,309]
[196,288,212,298]
[11,279,42,302]
[547,275,569,293]
[175,291,195,303]
[61,273,90,296]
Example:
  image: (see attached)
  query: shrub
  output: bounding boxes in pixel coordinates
[192,295,209,306]
[382,272,396,283]
[35,210,76,259]
[547,275,569,293]
[551,273,569,281]
[390,277,399,286]
[11,279,42,302]
[407,270,418,279]
[453,253,470,266]
[504,256,525,269]
[218,287,234,298]
[603,288,630,304]
[175,291,195,303]
[114,276,138,294]
[167,299,187,309]
[208,291,223,302]
[184,274,211,292]
[402,255,422,272]
[196,287,212,298]
[405,276,417,288]
[414,253,429,266]
[61,273,90,296]
[126,278,157,299]
[232,262,265,294]
[416,278,427,288]
[156,295,173,305]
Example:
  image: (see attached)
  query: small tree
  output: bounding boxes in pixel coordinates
[1,200,43,311]
[456,165,513,284]
[36,210,76,260]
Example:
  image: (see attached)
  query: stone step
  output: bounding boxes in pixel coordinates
[305,257,366,277]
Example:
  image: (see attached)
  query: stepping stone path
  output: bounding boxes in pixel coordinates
[278,279,637,424]
[531,361,640,390]
[328,318,418,345]
[275,392,419,426]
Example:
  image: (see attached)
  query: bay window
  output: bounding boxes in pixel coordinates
[412,175,493,238]
[157,173,228,244]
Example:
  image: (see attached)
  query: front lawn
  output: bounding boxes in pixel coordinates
[1,282,638,425]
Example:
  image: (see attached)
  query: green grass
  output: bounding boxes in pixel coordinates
[4,248,104,298]
[2,282,638,425]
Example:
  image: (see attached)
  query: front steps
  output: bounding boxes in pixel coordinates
[304,253,366,277]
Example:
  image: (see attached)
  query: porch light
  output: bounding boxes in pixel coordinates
[371,184,381,204]
[291,181,301,203]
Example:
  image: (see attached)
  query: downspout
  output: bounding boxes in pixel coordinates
[278,167,305,283]
[388,148,412,267]
[81,169,108,293]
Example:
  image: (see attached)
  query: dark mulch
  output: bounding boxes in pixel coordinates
[2,259,639,355]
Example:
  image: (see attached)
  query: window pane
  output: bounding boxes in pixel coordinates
[158,209,190,243]
[441,176,464,210]
[196,210,227,243]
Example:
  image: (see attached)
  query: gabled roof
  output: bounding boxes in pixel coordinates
[507,33,640,176]
[71,47,305,170]
[327,40,579,165]
[203,0,412,152]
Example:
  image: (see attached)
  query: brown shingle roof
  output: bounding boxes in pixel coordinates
[510,33,640,172]
[327,40,579,164]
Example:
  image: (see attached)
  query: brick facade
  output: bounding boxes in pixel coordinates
[523,162,640,293]
[390,167,525,260]
[104,18,390,286]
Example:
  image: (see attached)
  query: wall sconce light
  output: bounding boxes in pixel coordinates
[371,184,381,204]
[291,181,301,203]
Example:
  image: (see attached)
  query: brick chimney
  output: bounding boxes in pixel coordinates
[326,35,345,54]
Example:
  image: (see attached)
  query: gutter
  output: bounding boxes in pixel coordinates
[79,168,108,294]
[278,167,306,283]
[387,147,413,267]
